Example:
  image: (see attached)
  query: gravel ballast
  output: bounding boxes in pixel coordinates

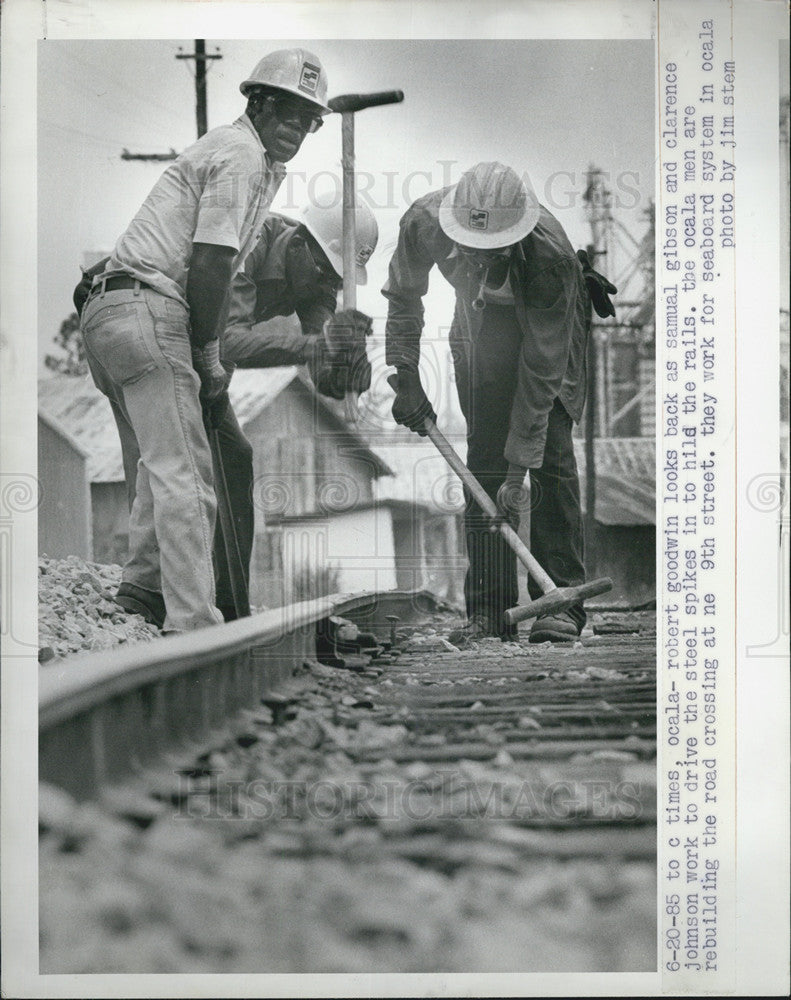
[38,555,160,661]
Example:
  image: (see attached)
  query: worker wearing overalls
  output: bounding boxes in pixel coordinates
[79,49,332,632]
[384,161,615,644]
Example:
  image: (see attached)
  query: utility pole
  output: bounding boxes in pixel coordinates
[176,40,223,140]
[121,41,222,160]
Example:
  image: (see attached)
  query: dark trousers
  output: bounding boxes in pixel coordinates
[452,305,586,633]
[211,406,255,611]
[112,396,255,614]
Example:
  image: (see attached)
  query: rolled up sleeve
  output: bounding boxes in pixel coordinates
[505,258,578,468]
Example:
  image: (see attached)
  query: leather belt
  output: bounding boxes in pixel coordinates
[89,275,151,298]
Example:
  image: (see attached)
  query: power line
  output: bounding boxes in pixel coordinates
[176,41,223,139]
[121,41,223,160]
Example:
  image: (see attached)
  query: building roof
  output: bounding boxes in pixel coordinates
[373,437,467,515]
[574,437,655,526]
[39,369,391,483]
[372,433,654,526]
[39,373,123,482]
[37,409,90,460]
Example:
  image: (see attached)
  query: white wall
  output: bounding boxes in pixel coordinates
[280,506,398,598]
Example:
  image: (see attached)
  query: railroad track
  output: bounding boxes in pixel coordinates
[39,590,658,973]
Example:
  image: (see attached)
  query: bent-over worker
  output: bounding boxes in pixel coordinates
[383,161,616,645]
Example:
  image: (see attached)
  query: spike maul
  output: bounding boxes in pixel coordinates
[327,90,404,420]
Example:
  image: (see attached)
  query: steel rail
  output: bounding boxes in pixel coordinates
[39,589,441,799]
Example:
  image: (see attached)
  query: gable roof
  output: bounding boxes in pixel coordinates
[38,369,391,483]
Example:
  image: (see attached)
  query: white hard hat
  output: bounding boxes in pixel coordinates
[438,162,540,249]
[239,48,330,113]
[300,199,378,285]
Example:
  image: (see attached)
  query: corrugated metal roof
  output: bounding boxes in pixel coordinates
[226,367,300,425]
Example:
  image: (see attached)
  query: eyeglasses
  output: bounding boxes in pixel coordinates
[264,95,325,133]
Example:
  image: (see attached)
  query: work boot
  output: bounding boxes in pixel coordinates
[115,583,166,629]
[528,611,580,643]
[447,614,497,648]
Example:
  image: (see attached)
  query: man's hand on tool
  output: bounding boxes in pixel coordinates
[203,389,230,430]
[493,463,530,531]
[309,310,373,398]
[324,309,373,393]
[323,308,373,354]
[192,339,231,404]
[577,249,617,318]
[390,368,437,436]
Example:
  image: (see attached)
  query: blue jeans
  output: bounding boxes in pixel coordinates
[81,285,224,631]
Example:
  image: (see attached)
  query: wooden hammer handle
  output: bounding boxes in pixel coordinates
[423,419,556,595]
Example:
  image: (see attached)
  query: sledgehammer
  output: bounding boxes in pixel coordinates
[397,396,613,626]
[328,90,404,419]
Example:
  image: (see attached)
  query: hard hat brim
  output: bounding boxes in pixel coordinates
[239,80,331,115]
[437,191,540,249]
[304,223,370,286]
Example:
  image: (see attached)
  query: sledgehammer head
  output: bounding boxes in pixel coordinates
[504,578,613,626]
[328,90,404,114]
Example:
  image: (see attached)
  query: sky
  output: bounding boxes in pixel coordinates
[38,38,654,414]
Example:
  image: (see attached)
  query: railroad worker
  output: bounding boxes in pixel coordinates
[383,161,616,645]
[78,48,331,633]
[212,199,377,620]
[74,199,377,625]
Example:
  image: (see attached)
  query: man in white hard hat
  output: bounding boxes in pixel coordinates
[383,161,616,645]
[212,199,377,619]
[74,198,377,624]
[79,48,331,632]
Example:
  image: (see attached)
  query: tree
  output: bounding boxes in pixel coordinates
[45,313,88,376]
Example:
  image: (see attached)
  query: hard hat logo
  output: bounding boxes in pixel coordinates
[299,63,321,94]
[438,161,541,249]
[301,197,379,286]
[240,49,331,113]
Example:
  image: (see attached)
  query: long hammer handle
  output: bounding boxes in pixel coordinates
[423,419,556,594]
[423,419,614,621]
[421,417,557,595]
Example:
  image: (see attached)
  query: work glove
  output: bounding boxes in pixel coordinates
[192,339,231,403]
[493,463,530,531]
[577,249,617,319]
[202,389,230,431]
[309,310,373,398]
[72,255,111,317]
[388,369,437,437]
[323,308,372,353]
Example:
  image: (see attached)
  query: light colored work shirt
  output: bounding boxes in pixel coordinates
[103,115,286,305]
